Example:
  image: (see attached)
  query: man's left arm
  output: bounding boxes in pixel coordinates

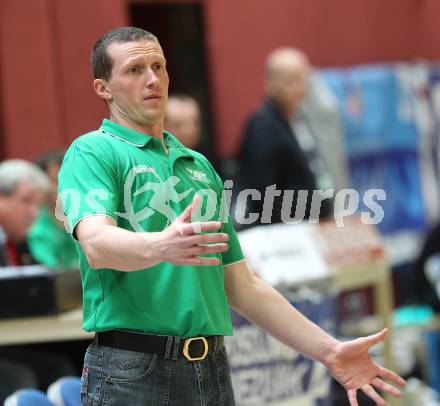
[224,260,406,406]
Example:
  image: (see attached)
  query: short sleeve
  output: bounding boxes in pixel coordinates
[204,162,244,266]
[220,212,244,266]
[58,142,119,238]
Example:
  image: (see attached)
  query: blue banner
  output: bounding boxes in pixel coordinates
[322,65,428,235]
[226,294,336,405]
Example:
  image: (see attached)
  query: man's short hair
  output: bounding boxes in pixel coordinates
[92,26,159,81]
[0,160,50,195]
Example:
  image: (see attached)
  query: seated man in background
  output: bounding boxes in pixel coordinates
[0,160,49,267]
[28,151,79,269]
[0,159,75,402]
[165,93,225,176]
[165,93,202,150]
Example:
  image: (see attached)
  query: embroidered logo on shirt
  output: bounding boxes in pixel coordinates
[186,168,210,184]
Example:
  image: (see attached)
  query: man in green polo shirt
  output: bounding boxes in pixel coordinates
[58,27,405,406]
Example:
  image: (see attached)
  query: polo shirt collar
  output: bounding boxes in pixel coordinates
[100,119,195,162]
[100,119,154,147]
[164,131,196,164]
[163,130,183,148]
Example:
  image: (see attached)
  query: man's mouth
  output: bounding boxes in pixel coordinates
[143,94,162,101]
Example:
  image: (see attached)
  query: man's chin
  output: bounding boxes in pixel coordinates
[141,112,165,125]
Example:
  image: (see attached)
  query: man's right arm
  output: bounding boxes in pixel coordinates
[76,196,230,272]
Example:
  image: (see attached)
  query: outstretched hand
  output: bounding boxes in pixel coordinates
[152,194,229,266]
[322,329,406,406]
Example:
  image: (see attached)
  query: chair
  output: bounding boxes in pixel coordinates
[4,389,55,406]
[47,377,80,406]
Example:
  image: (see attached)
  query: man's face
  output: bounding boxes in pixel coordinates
[165,99,201,149]
[100,40,169,126]
[274,64,309,113]
[0,182,45,241]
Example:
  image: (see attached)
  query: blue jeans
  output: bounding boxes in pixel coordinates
[81,340,236,406]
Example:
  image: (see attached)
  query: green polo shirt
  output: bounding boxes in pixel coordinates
[28,206,79,269]
[58,119,244,338]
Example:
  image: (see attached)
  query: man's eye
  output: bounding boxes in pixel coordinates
[153,63,162,71]
[129,66,144,74]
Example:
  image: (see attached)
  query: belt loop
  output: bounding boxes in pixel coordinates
[172,337,181,361]
[164,336,173,360]
[95,333,99,346]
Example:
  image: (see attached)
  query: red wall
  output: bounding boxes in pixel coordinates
[418,0,440,60]
[0,0,127,159]
[53,0,128,145]
[0,0,439,160]
[1,0,65,159]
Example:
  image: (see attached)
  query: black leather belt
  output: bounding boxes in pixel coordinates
[95,330,224,362]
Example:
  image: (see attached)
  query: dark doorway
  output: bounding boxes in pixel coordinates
[130,2,218,166]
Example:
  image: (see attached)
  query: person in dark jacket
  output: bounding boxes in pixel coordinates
[236,48,332,227]
[406,222,440,311]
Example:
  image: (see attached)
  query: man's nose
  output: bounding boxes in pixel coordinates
[145,69,159,88]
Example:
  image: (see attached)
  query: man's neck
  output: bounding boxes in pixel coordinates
[267,98,294,122]
[279,103,299,121]
[109,112,164,139]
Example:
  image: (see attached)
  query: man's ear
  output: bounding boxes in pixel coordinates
[93,79,112,101]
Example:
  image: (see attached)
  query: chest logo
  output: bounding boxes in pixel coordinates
[116,167,193,231]
[186,168,209,183]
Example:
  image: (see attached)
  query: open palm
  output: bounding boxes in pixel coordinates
[323,329,406,406]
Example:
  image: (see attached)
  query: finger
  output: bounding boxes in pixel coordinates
[178,194,201,223]
[173,222,186,236]
[372,378,402,398]
[187,243,229,256]
[190,194,201,221]
[347,389,359,406]
[364,329,388,347]
[181,221,222,236]
[361,384,386,406]
[178,202,193,223]
[174,256,221,266]
[191,222,202,234]
[378,366,407,387]
[194,256,221,266]
[185,233,230,246]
